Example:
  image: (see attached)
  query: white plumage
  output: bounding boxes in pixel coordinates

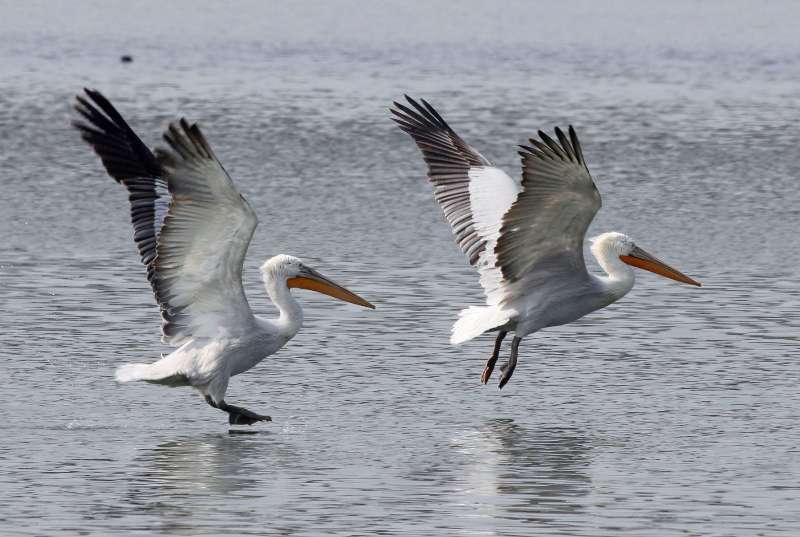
[392,96,701,388]
[75,89,374,424]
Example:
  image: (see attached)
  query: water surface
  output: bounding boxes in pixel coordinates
[1,1,799,535]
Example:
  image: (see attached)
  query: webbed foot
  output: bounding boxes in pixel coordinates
[224,405,271,426]
[498,359,517,389]
[481,358,497,384]
[497,336,522,390]
[205,395,271,425]
[481,331,507,384]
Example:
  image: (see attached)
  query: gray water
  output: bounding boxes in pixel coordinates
[1,1,799,535]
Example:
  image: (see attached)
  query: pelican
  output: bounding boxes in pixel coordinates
[74,89,374,425]
[391,96,700,389]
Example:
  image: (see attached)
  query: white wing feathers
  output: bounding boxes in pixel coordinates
[467,167,520,305]
[495,126,601,304]
[153,121,258,344]
[390,96,520,304]
[75,90,258,346]
[394,97,602,327]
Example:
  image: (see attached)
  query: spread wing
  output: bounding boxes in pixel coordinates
[494,126,601,303]
[74,89,258,345]
[391,96,521,305]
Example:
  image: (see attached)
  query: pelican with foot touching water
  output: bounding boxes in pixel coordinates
[75,89,374,425]
[392,96,700,389]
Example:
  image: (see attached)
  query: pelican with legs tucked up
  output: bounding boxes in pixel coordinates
[391,96,700,389]
[75,89,374,425]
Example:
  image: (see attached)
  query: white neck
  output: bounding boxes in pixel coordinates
[590,240,636,300]
[263,273,303,337]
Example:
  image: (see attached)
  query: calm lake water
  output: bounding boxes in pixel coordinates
[1,1,799,535]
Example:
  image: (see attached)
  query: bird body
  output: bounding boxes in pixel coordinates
[452,236,634,344]
[392,96,700,388]
[75,89,373,424]
[508,233,639,334]
[116,313,296,406]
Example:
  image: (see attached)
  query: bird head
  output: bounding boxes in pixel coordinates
[590,232,701,287]
[261,255,375,308]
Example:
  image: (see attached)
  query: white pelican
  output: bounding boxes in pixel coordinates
[75,89,374,425]
[392,96,700,389]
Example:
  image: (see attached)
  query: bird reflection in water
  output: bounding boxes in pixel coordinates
[119,432,296,532]
[449,419,592,531]
[491,419,591,513]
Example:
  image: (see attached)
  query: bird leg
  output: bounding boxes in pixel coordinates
[498,336,522,389]
[481,331,507,384]
[205,395,271,426]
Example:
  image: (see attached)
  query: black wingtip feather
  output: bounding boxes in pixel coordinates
[554,127,575,160]
[73,89,175,335]
[390,95,493,267]
[73,89,162,180]
[537,130,565,160]
[568,125,584,165]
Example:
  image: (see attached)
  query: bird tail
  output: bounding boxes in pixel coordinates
[450,306,511,345]
[114,358,189,387]
[115,363,151,383]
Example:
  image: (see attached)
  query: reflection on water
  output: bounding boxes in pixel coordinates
[2,0,800,535]
[117,433,289,534]
[489,420,590,517]
[132,433,269,497]
[445,420,591,535]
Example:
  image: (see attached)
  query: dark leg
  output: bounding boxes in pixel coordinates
[205,395,271,425]
[498,336,522,390]
[481,331,507,384]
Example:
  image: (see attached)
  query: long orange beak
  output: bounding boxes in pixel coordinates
[287,267,375,309]
[620,246,701,287]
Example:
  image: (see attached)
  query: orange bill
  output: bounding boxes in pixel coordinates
[287,268,375,309]
[620,246,701,287]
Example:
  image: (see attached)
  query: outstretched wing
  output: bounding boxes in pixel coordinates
[391,96,521,305]
[74,89,168,272]
[74,89,258,345]
[494,126,601,303]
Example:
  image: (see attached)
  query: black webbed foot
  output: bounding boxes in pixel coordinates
[205,395,271,425]
[498,336,522,390]
[498,359,517,389]
[224,405,271,426]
